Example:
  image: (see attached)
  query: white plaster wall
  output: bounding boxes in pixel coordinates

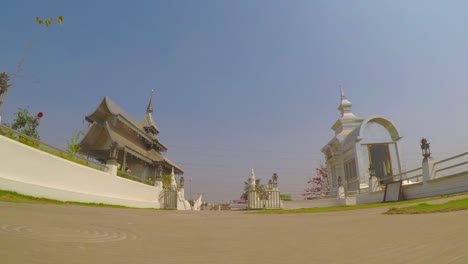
[0,136,162,208]
[355,190,385,204]
[356,172,468,204]
[403,172,468,200]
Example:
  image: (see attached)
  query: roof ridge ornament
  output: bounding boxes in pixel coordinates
[146,89,154,113]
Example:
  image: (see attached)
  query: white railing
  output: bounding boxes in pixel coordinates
[391,166,423,183]
[434,152,468,178]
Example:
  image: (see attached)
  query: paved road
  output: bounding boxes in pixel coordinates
[0,201,467,264]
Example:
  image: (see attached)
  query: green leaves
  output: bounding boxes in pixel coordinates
[66,129,81,155]
[10,107,41,140]
[35,16,64,27]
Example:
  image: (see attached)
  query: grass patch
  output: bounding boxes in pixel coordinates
[0,129,105,171]
[384,197,468,214]
[0,190,149,209]
[247,193,468,214]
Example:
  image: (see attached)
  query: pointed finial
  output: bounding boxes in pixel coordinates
[340,85,346,100]
[146,89,154,113]
[249,168,256,186]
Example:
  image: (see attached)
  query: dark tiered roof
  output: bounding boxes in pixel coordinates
[79,96,183,174]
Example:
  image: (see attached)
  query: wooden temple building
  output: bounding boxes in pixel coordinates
[79,96,183,182]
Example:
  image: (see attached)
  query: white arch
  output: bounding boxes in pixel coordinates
[358,116,402,142]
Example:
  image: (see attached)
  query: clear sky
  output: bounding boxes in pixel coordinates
[1,1,468,203]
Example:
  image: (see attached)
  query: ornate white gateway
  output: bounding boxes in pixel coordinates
[321,89,404,196]
[247,169,281,209]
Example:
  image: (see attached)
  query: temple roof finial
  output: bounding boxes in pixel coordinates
[146,89,154,113]
[249,168,256,187]
[340,85,346,100]
[141,89,160,135]
[337,85,357,119]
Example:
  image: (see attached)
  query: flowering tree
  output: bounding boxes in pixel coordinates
[303,165,330,199]
[10,108,43,140]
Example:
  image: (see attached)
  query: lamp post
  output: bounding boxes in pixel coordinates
[189,177,192,201]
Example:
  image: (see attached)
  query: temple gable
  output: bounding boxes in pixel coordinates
[79,96,183,183]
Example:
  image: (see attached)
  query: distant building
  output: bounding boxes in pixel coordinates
[79,96,183,182]
[321,89,403,196]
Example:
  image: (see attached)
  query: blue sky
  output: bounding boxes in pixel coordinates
[1,1,468,203]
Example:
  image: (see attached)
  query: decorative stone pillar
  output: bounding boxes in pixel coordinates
[106,159,118,176]
[420,138,436,184]
[337,185,345,198]
[369,176,379,192]
[106,142,119,176]
[422,158,436,184]
[154,164,163,188]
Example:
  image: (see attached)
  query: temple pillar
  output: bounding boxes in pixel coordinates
[121,148,127,172]
[337,185,345,198]
[106,159,118,176]
[154,164,163,188]
[369,175,379,192]
[107,142,119,176]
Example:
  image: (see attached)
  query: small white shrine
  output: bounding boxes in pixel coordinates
[321,89,404,196]
[247,169,281,209]
[158,167,202,210]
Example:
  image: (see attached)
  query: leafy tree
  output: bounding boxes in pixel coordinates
[240,178,260,200]
[162,174,172,190]
[0,72,12,123]
[255,183,270,209]
[303,165,330,200]
[35,16,63,27]
[66,129,81,155]
[10,107,42,140]
[280,194,292,201]
[0,72,11,97]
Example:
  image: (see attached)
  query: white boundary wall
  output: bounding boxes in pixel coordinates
[0,136,162,208]
[356,172,468,204]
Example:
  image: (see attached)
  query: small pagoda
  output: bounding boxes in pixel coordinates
[79,95,183,182]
